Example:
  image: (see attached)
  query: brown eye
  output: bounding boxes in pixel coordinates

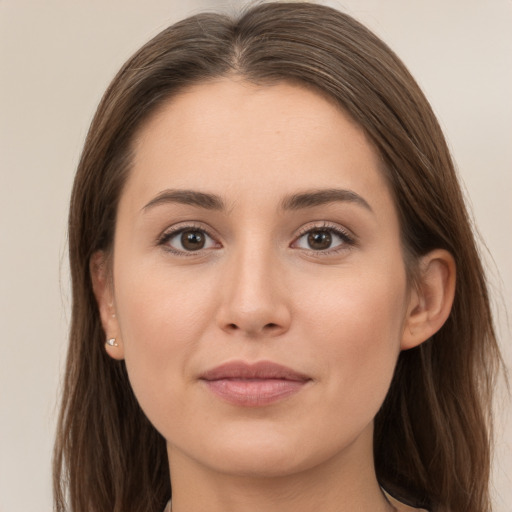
[307,230,332,250]
[160,226,218,254]
[292,225,354,253]
[181,230,206,251]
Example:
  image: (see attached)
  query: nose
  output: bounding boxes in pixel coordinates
[216,243,292,338]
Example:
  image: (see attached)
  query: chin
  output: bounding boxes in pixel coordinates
[208,449,314,479]
[182,422,361,480]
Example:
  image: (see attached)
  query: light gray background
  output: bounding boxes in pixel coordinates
[1,1,510,510]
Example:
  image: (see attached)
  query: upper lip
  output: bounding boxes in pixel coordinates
[200,360,311,382]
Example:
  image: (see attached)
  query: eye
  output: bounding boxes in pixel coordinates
[159,226,219,254]
[292,225,354,253]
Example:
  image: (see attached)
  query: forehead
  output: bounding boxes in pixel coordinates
[134,79,375,160]
[125,78,392,213]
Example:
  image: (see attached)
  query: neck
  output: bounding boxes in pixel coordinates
[167,425,395,512]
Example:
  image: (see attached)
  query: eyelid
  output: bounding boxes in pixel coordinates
[291,221,357,253]
[157,222,221,255]
[156,220,356,256]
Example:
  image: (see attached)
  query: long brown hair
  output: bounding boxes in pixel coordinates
[53,3,502,511]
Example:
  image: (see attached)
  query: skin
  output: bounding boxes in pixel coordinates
[92,79,454,512]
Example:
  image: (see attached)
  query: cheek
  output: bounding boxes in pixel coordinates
[113,261,218,418]
[115,255,219,343]
[298,264,407,413]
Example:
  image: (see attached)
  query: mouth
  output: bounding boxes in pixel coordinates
[199,360,312,407]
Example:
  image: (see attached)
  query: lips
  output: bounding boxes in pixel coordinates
[200,361,311,407]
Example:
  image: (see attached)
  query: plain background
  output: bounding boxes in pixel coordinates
[0,0,510,510]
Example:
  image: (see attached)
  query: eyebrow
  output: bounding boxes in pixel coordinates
[142,187,372,214]
[142,189,225,212]
[280,188,373,213]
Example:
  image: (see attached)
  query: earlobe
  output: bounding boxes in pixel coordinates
[401,249,456,350]
[90,251,125,360]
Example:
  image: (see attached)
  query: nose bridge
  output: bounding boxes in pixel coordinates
[232,236,274,305]
[217,231,290,336]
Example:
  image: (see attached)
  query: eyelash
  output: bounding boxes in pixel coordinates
[157,222,356,256]
[292,222,356,255]
[157,223,219,256]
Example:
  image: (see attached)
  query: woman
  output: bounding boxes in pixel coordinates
[53,2,502,511]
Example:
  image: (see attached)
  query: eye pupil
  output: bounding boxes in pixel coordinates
[181,230,205,250]
[308,230,332,250]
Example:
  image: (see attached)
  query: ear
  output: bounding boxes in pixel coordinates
[90,251,125,360]
[401,249,456,350]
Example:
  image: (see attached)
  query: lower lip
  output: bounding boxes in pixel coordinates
[203,378,307,406]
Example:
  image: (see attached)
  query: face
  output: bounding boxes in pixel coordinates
[100,79,416,479]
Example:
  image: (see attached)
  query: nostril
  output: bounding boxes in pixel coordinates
[219,312,290,336]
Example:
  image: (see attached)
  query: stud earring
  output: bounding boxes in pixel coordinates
[106,338,118,347]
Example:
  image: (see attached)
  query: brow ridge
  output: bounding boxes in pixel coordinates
[142,189,225,212]
[142,187,372,214]
[280,188,373,212]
